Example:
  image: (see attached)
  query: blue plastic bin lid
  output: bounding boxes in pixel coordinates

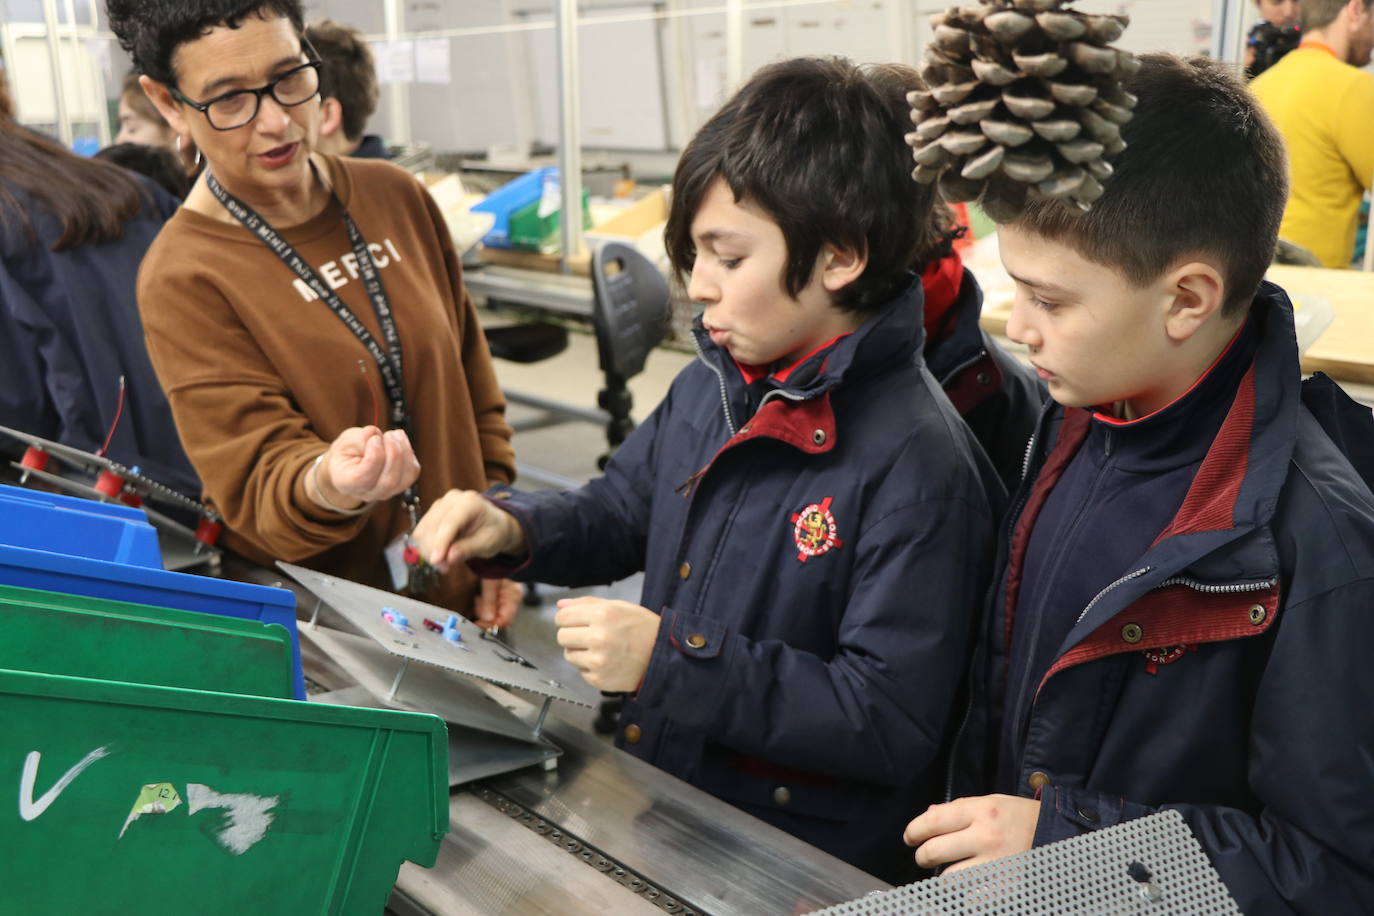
[0,485,162,568]
[0,542,306,699]
[0,483,148,522]
[469,166,558,248]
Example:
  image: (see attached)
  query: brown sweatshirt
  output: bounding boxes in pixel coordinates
[137,154,514,612]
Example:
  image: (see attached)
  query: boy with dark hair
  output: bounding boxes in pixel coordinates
[304,19,388,159]
[415,55,1000,881]
[904,54,1374,912]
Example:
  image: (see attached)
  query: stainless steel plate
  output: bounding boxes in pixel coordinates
[278,561,592,707]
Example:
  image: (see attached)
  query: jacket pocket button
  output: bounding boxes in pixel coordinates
[812,429,827,446]
[1248,604,1267,625]
[685,633,707,650]
[773,786,792,806]
[623,724,642,744]
[1120,623,1143,644]
[678,561,692,580]
[1076,806,1100,824]
[1027,771,1051,792]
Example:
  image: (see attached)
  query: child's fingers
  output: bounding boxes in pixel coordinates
[912,830,980,871]
[556,625,597,650]
[903,800,972,848]
[553,598,602,628]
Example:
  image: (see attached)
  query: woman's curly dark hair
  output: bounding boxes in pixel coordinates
[106,0,304,86]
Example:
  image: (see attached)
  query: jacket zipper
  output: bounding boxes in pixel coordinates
[1075,566,1153,626]
[692,332,738,436]
[1019,431,1037,483]
[1155,575,1277,594]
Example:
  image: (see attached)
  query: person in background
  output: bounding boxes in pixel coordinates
[1246,0,1302,76]
[95,142,192,199]
[107,0,519,623]
[1251,0,1374,267]
[115,70,176,148]
[0,65,199,497]
[304,19,389,160]
[867,64,1043,493]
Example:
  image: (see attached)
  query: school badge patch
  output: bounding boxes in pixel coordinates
[791,497,843,563]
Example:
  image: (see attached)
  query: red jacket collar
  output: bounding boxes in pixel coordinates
[733,333,850,385]
[921,251,965,343]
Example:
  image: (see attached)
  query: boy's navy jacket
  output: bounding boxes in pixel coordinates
[924,266,1045,493]
[953,282,1374,914]
[0,175,200,497]
[482,278,1000,880]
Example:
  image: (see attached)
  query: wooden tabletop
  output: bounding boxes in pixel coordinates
[976,262,1374,385]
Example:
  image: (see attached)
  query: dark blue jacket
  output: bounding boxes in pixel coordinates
[953,283,1374,914]
[488,279,999,881]
[924,267,1045,494]
[350,135,391,161]
[0,176,199,497]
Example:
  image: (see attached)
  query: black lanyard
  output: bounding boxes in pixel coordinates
[206,169,419,511]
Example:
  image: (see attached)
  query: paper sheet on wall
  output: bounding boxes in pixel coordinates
[415,38,451,85]
[372,40,416,85]
[695,59,723,110]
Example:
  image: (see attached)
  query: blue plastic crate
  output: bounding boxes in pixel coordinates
[469,166,557,249]
[0,484,162,568]
[0,543,306,699]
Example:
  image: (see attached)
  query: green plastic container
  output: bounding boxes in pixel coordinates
[1,668,449,914]
[509,186,593,254]
[0,582,295,698]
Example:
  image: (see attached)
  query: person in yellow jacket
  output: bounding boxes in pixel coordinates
[1252,0,1374,268]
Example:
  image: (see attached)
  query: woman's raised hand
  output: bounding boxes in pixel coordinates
[313,426,420,510]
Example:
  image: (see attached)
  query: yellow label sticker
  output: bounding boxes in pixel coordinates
[118,782,182,839]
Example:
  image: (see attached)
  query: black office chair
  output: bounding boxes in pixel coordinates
[589,240,671,468]
[482,244,671,617]
[483,321,569,365]
[586,241,672,734]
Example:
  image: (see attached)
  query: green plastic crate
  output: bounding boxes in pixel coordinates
[1,668,449,914]
[509,186,593,254]
[0,582,295,698]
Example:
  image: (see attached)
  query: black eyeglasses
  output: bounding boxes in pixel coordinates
[172,59,322,131]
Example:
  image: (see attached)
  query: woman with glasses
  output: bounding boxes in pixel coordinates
[107,0,520,626]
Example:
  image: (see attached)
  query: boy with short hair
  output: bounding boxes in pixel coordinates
[304,19,388,159]
[904,54,1374,911]
[416,56,1000,881]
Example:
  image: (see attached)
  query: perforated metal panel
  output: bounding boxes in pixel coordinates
[813,810,1239,915]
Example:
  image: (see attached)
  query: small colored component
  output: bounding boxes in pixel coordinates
[403,544,421,565]
[20,447,49,471]
[381,606,412,633]
[422,618,444,633]
[194,515,223,546]
[442,614,463,644]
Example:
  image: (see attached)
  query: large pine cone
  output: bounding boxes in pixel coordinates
[908,0,1137,220]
